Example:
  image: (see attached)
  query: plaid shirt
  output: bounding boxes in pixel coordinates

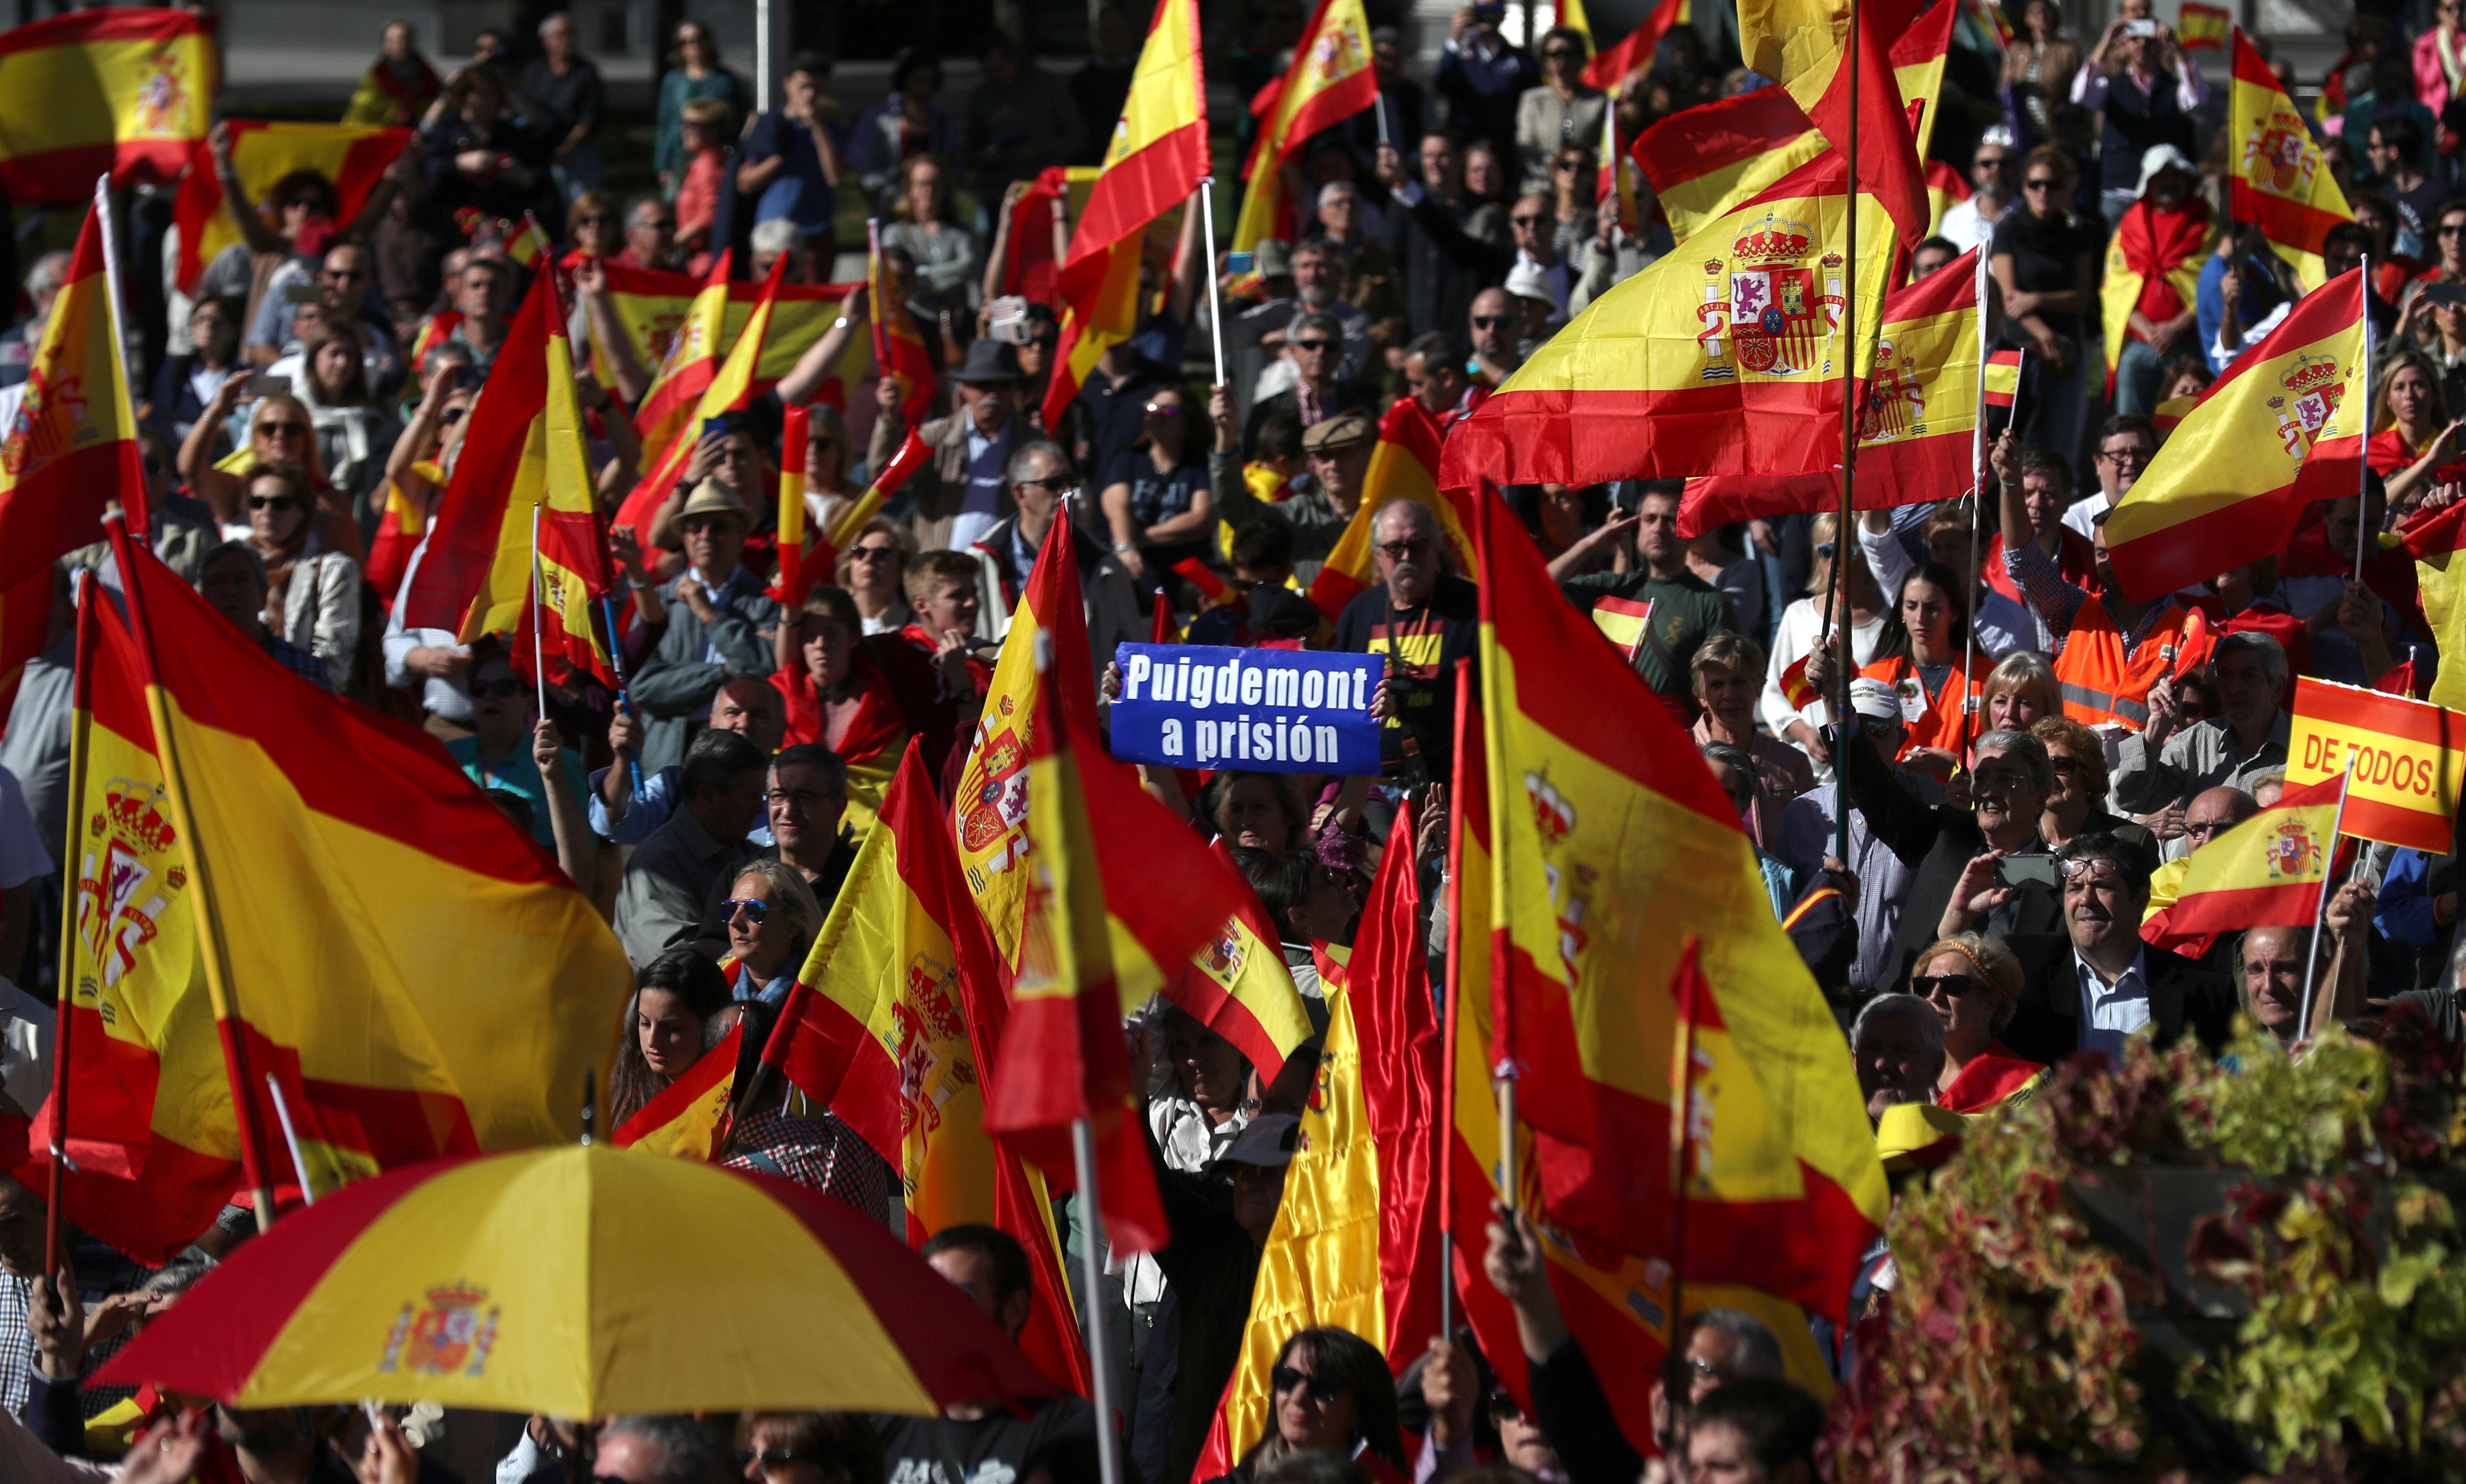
[2,1236,152,1420]
[724,1108,900,1232]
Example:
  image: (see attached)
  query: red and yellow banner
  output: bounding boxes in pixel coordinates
[2141,775,2348,952]
[614,254,791,539]
[2285,676,2466,853]
[1682,243,1984,530]
[1230,0,1375,251]
[27,533,626,1262]
[2407,494,2466,715]
[1474,483,1884,1319]
[610,1022,740,1159]
[2229,26,2352,289]
[1567,0,1691,92]
[0,187,143,719]
[2105,270,2367,601]
[0,9,213,202]
[1444,149,1892,491]
[1307,397,1479,619]
[171,121,409,294]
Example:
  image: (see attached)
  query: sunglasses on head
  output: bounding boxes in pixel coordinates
[1272,1366,1343,1403]
[723,897,774,923]
[471,677,525,699]
[248,494,299,512]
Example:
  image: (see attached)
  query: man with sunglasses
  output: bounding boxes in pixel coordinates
[1937,133,2017,253]
[629,480,780,775]
[1466,287,1522,388]
[1241,308,1375,460]
[2000,832,2236,1065]
[267,244,401,399]
[967,441,1144,678]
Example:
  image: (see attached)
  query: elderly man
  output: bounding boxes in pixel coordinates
[868,338,1026,553]
[1777,681,1939,994]
[613,728,768,967]
[631,480,779,775]
[1337,499,1480,785]
[594,676,786,845]
[616,192,680,270]
[196,541,332,690]
[1550,482,1738,702]
[1843,721,2063,988]
[1209,395,1369,581]
[2238,880,2375,1047]
[594,1415,735,1484]
[968,440,1143,679]
[2114,631,2291,855]
[2003,832,2237,1064]
[1852,993,1945,1121]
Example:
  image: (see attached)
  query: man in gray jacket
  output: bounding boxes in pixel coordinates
[630,479,779,774]
[1206,392,1371,585]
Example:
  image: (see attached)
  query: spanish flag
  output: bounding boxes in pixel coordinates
[1632,0,1950,248]
[2228,26,2352,290]
[614,253,791,539]
[2284,676,2466,854]
[1474,483,1884,1318]
[1306,397,1479,620]
[171,121,410,294]
[31,530,627,1262]
[611,1022,741,1159]
[1739,0,1930,250]
[1682,243,1986,529]
[2178,1,2229,49]
[606,260,854,427]
[1231,0,1376,251]
[1046,0,1205,432]
[1441,149,1895,492]
[2104,270,2368,602]
[1981,346,2021,407]
[628,252,734,466]
[397,269,616,686]
[0,8,213,203]
[1443,701,1839,1428]
[766,740,1093,1394]
[2099,195,2212,385]
[1925,158,1970,237]
[0,183,144,720]
[1194,804,1441,1476]
[984,635,1250,1254]
[2407,489,2466,714]
[2140,776,2350,952]
[1569,0,1690,92]
[798,428,935,588]
[1168,858,1321,1091]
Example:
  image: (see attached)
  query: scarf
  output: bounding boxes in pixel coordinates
[773,648,907,763]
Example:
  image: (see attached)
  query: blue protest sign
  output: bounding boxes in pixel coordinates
[1109,644,1384,775]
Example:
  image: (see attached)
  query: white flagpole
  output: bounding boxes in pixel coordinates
[1200,182,1227,389]
[264,1074,315,1205]
[529,502,547,718]
[2357,254,2373,584]
[2296,752,2359,1042]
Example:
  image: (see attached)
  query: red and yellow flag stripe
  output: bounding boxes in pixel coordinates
[1307,397,1480,619]
[2228,27,2352,289]
[0,9,213,202]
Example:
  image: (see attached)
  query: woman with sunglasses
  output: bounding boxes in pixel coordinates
[732,1413,880,1484]
[717,860,823,1005]
[606,950,736,1130]
[1989,144,2098,466]
[180,383,356,549]
[1218,1327,1408,1484]
[769,586,958,827]
[1099,382,1214,590]
[1511,27,1605,197]
[1908,933,2044,1114]
[2030,715,2157,864]
[833,515,917,634]
[1545,146,1598,266]
[244,463,363,692]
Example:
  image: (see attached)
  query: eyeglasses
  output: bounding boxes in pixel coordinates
[636,216,677,232]
[1554,159,1585,172]
[1975,156,2012,169]
[2048,754,2081,776]
[1471,315,1511,328]
[1543,46,1582,59]
[247,494,299,512]
[1912,973,1982,998]
[2442,223,2466,238]
[573,212,614,225]
[2059,857,2125,884]
[1291,339,1338,354]
[258,421,309,437]
[2183,817,2235,842]
[1814,542,1836,558]
[723,898,774,923]
[322,267,367,281]
[1144,402,1186,416]
[2023,177,2061,192]
[1486,1392,1524,1423]
[1272,1366,1343,1403]
[1376,537,1432,557]
[849,544,900,562]
[471,677,525,699]
[2098,443,2151,463]
[440,406,467,425]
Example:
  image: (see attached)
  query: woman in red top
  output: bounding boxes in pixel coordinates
[2369,346,2462,513]
[770,586,960,829]
[1858,561,1994,780]
[1912,934,2045,1115]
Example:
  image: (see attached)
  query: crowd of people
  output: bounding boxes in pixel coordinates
[1,1,2464,1483]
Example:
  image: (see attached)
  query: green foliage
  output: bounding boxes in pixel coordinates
[1828,1019,2466,1483]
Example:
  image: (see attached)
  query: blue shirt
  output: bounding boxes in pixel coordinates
[586,760,775,848]
[741,110,835,234]
[447,735,590,849]
[2195,250,2283,376]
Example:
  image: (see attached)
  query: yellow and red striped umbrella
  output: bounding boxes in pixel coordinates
[93,1145,1055,1418]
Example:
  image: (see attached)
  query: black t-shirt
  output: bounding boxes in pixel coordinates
[1100,447,1212,565]
[877,1396,1099,1484]
[1989,209,2096,345]
[1332,573,1482,779]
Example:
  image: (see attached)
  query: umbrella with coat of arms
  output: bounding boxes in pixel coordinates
[90,1144,1056,1417]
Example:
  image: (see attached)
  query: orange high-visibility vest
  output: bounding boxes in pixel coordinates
[2053,596,2212,730]
[1859,649,1997,759]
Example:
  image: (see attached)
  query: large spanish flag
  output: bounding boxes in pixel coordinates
[2284,676,2466,854]
[1681,243,1985,530]
[627,252,733,466]
[614,254,791,539]
[1442,700,1838,1425]
[1045,0,1204,431]
[2099,196,2212,386]
[27,530,627,1262]
[765,741,1092,1394]
[2228,26,2352,291]
[1231,0,1375,252]
[1739,0,1929,250]
[1566,0,1690,91]
[171,121,410,294]
[398,270,615,685]
[1633,0,1950,249]
[1306,397,1480,620]
[1194,805,1440,1476]
[1439,149,1894,491]
[0,182,144,720]
[2140,775,2349,951]
[2104,271,2368,602]
[0,9,212,202]
[1474,484,1884,1319]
